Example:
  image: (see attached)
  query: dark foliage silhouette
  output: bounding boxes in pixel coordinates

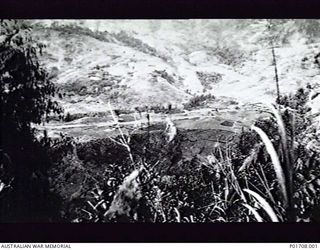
[0,20,62,222]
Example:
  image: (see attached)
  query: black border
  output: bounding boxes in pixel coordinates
[0,0,320,18]
[0,223,320,242]
[1,0,320,243]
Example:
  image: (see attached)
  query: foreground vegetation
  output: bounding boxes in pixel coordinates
[45,87,319,223]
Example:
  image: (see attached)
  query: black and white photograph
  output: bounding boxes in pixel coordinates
[1,19,320,225]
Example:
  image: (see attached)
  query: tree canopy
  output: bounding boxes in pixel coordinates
[0,20,62,222]
[1,20,61,129]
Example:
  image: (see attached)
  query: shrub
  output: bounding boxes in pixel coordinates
[152,70,176,85]
[113,31,168,61]
[196,72,222,92]
[183,94,215,110]
[64,112,73,122]
[47,22,114,43]
[205,44,248,67]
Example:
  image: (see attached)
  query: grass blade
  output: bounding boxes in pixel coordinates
[251,125,288,207]
[174,207,181,222]
[244,188,280,222]
[242,203,264,222]
[270,104,294,219]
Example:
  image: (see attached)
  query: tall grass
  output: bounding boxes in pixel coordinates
[270,104,295,221]
[250,124,288,207]
[209,99,312,222]
[248,103,299,221]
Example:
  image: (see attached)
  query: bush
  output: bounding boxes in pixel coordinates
[205,44,248,67]
[47,23,114,43]
[183,94,215,110]
[152,70,175,85]
[64,112,73,122]
[196,72,222,92]
[113,31,168,61]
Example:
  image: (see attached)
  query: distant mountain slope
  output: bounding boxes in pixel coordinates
[31,20,320,115]
[33,26,192,113]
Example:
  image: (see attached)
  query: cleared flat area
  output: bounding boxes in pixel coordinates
[35,101,269,144]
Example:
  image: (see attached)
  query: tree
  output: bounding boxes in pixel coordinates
[266,20,281,103]
[0,20,62,222]
[1,20,61,128]
[250,19,281,103]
